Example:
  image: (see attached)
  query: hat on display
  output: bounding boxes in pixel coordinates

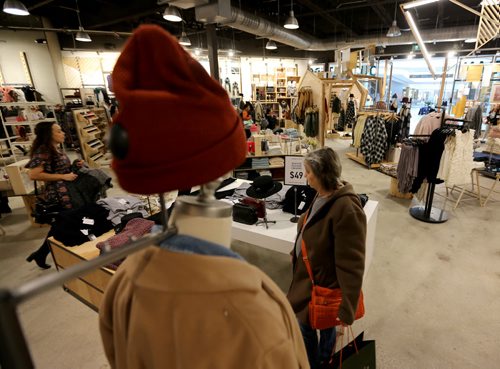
[246,175,283,199]
[392,93,397,98]
[110,25,246,194]
[401,97,410,104]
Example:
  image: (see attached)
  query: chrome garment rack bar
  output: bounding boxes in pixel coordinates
[0,194,174,369]
[409,112,472,224]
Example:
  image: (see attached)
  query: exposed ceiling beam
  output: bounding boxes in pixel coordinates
[294,0,358,36]
[370,1,393,26]
[87,7,165,29]
[28,0,57,11]
[301,0,400,17]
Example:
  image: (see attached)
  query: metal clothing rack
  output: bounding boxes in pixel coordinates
[409,112,472,224]
[0,195,174,369]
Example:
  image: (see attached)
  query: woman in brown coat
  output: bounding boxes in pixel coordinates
[287,147,366,369]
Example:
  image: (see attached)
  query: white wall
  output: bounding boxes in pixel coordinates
[0,30,61,103]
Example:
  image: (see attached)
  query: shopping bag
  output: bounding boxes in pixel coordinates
[329,330,376,369]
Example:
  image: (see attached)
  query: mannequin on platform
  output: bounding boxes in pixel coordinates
[99,25,309,369]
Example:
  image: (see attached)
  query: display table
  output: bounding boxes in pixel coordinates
[231,200,379,279]
[49,191,379,309]
[49,231,115,311]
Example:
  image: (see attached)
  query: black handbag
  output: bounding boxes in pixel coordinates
[232,203,258,225]
[32,181,61,225]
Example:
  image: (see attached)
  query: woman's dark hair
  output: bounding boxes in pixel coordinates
[265,108,272,114]
[305,147,342,191]
[30,121,58,159]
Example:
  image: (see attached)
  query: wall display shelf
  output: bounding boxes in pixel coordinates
[0,102,57,164]
[234,134,304,180]
[72,107,111,168]
[252,66,299,101]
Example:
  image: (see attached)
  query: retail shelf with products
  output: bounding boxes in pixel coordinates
[73,107,110,168]
[0,102,57,163]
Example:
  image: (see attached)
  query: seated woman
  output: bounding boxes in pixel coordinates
[26,121,79,269]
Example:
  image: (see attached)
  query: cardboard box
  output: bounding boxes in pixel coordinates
[5,159,34,195]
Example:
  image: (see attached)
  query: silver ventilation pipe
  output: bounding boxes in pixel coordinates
[196,3,479,51]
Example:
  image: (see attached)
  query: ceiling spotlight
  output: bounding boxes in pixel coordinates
[3,0,29,16]
[308,59,314,65]
[194,48,201,56]
[178,32,191,46]
[447,50,456,57]
[284,10,299,29]
[75,27,92,42]
[387,2,401,37]
[265,39,277,50]
[74,0,91,42]
[387,20,402,37]
[464,38,476,43]
[228,49,235,57]
[163,5,182,22]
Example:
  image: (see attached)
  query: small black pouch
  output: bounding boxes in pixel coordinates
[232,203,258,225]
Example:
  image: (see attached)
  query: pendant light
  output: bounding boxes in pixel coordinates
[3,0,29,16]
[163,5,182,22]
[386,1,401,37]
[265,39,277,50]
[284,0,299,29]
[74,0,91,42]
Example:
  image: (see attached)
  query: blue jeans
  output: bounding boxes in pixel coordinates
[299,322,336,369]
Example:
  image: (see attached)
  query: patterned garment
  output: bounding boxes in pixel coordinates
[360,117,388,166]
[26,147,73,209]
[346,100,356,127]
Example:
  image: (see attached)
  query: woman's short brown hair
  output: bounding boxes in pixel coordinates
[304,147,342,191]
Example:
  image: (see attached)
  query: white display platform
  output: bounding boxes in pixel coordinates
[231,199,378,280]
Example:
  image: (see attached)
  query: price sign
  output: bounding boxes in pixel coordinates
[284,156,307,186]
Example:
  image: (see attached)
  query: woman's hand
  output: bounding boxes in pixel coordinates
[62,173,78,181]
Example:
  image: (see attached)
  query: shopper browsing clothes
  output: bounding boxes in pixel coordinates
[287,147,367,369]
[25,121,79,269]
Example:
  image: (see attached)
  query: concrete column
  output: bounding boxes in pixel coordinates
[41,17,67,100]
[206,24,219,81]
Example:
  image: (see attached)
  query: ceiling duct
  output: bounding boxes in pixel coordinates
[195,1,478,51]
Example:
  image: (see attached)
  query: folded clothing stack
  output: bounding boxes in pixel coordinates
[269,157,284,167]
[268,143,283,155]
[96,218,155,270]
[252,158,269,169]
[97,196,149,226]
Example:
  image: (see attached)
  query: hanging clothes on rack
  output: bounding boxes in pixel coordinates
[465,106,483,139]
[293,87,313,125]
[304,107,319,137]
[337,107,346,131]
[398,102,412,139]
[397,141,420,193]
[331,94,341,114]
[360,116,388,166]
[345,98,356,128]
[353,115,368,148]
[436,129,475,187]
[413,112,446,136]
[384,114,402,147]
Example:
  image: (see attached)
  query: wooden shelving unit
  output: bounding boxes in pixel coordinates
[73,107,111,168]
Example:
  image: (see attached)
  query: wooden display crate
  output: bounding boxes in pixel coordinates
[49,231,115,311]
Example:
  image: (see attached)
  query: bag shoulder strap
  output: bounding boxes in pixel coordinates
[300,210,316,286]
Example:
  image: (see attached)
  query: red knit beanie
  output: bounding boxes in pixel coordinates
[111,25,246,194]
